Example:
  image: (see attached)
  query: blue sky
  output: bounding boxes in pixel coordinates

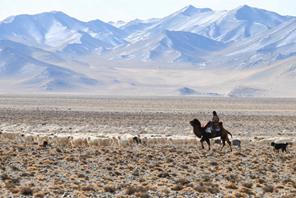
[1,0,295,22]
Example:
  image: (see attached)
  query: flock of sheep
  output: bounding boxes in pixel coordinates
[0,130,292,153]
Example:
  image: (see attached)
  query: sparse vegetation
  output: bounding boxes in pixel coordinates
[226,182,238,189]
[103,185,116,193]
[263,185,274,193]
[0,97,295,197]
[125,185,148,195]
[20,187,33,196]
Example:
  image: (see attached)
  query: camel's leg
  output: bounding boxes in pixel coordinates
[200,138,205,149]
[226,137,232,152]
[221,139,226,151]
[205,138,211,151]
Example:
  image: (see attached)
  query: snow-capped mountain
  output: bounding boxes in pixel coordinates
[109,20,127,28]
[0,5,296,96]
[112,30,225,63]
[125,5,291,44]
[0,11,126,52]
[110,4,294,67]
[195,5,291,43]
[119,18,160,35]
[206,18,296,68]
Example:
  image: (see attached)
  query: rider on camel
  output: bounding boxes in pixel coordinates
[212,111,220,132]
[205,111,221,133]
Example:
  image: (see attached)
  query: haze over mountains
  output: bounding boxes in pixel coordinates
[1,5,296,97]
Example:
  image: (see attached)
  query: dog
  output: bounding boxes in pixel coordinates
[271,142,288,152]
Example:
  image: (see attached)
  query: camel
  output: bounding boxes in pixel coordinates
[190,119,232,151]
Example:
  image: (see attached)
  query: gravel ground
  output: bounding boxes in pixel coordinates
[0,95,295,197]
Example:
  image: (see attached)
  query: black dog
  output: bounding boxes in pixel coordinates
[271,142,288,152]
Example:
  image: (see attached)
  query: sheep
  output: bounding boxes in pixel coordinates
[213,138,240,149]
[111,137,120,146]
[232,139,241,149]
[53,136,72,147]
[71,138,88,147]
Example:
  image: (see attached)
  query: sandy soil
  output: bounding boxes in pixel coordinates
[0,95,295,197]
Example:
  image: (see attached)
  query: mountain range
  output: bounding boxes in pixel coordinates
[0,5,296,97]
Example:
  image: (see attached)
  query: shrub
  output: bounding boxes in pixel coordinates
[171,184,183,191]
[125,185,148,195]
[262,185,273,193]
[104,185,116,193]
[20,187,33,196]
[225,182,238,189]
[194,184,207,193]
[242,182,253,188]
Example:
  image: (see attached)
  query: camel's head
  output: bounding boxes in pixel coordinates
[190,119,202,138]
[190,119,201,128]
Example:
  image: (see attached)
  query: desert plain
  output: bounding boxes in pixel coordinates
[0,95,295,197]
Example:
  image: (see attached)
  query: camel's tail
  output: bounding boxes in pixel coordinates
[226,130,233,138]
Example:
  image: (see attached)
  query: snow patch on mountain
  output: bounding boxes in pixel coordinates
[44,20,82,47]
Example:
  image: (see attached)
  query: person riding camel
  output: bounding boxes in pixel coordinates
[212,111,220,132]
[204,111,221,134]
